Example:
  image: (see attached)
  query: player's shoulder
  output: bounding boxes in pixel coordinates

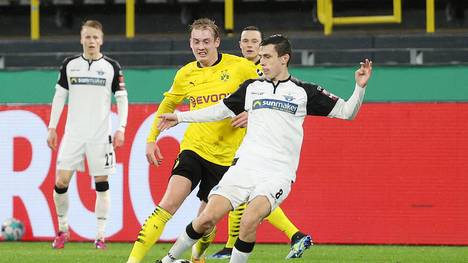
[290,76,320,91]
[60,54,81,67]
[102,55,123,69]
[240,78,264,88]
[221,53,252,66]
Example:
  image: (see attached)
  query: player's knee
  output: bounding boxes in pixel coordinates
[95,181,109,192]
[240,213,262,232]
[55,179,70,189]
[198,213,218,231]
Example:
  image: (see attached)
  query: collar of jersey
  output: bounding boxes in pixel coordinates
[196,53,222,68]
[81,54,104,63]
[265,75,292,87]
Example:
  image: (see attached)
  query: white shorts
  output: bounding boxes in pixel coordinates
[57,137,116,176]
[209,165,292,213]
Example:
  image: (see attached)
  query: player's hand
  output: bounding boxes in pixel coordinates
[231,111,248,128]
[355,59,373,88]
[157,113,179,131]
[146,142,163,166]
[113,130,125,149]
[47,128,58,150]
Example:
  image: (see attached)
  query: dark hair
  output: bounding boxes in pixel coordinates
[81,20,103,32]
[261,34,291,63]
[242,26,262,40]
[242,25,261,32]
[190,18,220,40]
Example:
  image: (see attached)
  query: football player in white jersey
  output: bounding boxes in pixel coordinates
[209,26,312,260]
[155,34,372,263]
[46,20,128,250]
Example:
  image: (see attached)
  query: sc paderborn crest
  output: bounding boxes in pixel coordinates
[220,70,230,82]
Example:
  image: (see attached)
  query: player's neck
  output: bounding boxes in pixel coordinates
[199,52,220,67]
[83,52,103,61]
[271,69,290,84]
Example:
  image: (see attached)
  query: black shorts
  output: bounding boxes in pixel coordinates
[171,150,229,202]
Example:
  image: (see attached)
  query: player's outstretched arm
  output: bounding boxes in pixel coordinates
[157,113,179,131]
[355,59,373,88]
[327,59,372,120]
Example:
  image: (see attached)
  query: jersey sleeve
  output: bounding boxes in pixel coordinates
[56,57,71,90]
[110,60,126,94]
[305,83,340,116]
[146,68,187,142]
[223,79,254,115]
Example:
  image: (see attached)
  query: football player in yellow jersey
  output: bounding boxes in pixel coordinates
[126,18,258,263]
[207,26,312,260]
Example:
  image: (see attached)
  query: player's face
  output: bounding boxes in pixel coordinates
[259,44,288,81]
[190,28,220,67]
[239,30,262,62]
[80,26,103,58]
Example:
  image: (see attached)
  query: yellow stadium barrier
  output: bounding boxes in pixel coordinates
[126,0,135,39]
[225,0,234,34]
[317,0,436,35]
[317,0,402,35]
[31,0,40,40]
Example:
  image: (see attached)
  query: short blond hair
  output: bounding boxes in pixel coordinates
[81,20,103,33]
[189,18,220,40]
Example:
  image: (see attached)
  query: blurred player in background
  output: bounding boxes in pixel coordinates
[207,26,312,260]
[47,20,128,250]
[156,34,372,263]
[126,18,259,263]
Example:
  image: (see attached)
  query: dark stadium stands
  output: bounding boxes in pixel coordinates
[0,0,466,68]
[1,33,467,69]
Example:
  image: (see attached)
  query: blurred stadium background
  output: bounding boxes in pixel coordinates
[1,0,468,257]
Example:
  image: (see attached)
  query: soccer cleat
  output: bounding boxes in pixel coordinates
[207,247,233,259]
[94,239,107,250]
[285,235,312,259]
[52,231,69,249]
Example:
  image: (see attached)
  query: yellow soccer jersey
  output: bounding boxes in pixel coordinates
[147,53,259,166]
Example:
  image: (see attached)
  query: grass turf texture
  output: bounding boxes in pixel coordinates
[0,242,467,263]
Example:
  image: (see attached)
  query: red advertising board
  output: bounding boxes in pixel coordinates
[1,103,467,245]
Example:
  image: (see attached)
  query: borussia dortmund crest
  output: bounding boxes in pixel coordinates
[220,70,230,82]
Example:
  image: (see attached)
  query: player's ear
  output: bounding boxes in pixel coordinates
[214,37,221,48]
[281,54,290,65]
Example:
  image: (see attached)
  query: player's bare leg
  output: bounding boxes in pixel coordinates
[159,195,232,263]
[192,201,216,263]
[231,196,270,263]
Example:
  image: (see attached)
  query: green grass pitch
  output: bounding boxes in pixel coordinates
[0,242,467,263]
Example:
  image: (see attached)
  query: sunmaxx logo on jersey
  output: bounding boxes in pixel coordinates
[252,99,298,114]
[70,77,106,86]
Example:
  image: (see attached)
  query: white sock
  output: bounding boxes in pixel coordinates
[230,247,251,263]
[95,190,110,240]
[53,190,69,233]
[161,231,198,263]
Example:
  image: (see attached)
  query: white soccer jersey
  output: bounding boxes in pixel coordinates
[178,76,365,182]
[55,55,126,142]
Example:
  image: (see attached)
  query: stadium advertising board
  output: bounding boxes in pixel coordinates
[1,104,467,245]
